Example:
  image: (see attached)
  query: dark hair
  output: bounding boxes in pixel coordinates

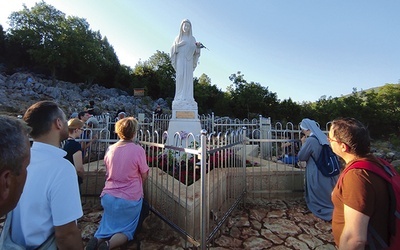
[78,111,88,120]
[23,101,64,138]
[331,117,371,157]
[0,115,31,175]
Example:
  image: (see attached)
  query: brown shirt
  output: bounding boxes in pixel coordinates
[332,166,390,247]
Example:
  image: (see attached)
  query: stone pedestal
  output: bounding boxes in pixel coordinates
[167,100,202,144]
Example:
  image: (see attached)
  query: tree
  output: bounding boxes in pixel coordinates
[133,51,175,100]
[194,74,227,115]
[5,1,121,86]
[277,98,302,124]
[0,25,5,62]
[227,72,278,119]
[61,17,102,83]
[376,84,400,136]
[113,65,134,93]
[148,51,175,99]
[95,35,120,86]
[8,2,67,80]
[59,18,120,85]
[132,60,159,99]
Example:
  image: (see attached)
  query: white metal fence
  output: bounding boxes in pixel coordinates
[78,115,330,249]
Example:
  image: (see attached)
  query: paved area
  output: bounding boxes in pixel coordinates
[79,197,336,249]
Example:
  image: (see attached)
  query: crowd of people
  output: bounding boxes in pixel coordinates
[0,100,150,249]
[0,100,396,249]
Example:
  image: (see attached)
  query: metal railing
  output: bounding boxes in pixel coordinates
[78,117,331,249]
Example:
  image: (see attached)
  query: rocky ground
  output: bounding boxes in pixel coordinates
[0,72,169,119]
[79,197,336,250]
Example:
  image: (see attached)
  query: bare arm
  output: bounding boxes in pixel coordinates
[141,170,149,182]
[339,204,369,250]
[72,151,84,177]
[54,221,83,250]
[81,135,97,152]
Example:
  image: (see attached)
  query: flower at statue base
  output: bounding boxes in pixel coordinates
[179,130,189,139]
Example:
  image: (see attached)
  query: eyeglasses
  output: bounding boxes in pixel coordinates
[327,136,339,143]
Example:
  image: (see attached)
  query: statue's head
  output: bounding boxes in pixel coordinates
[180,19,192,36]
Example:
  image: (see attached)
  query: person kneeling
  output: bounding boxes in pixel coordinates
[86,117,149,249]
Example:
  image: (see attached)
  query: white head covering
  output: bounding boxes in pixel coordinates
[300,118,328,145]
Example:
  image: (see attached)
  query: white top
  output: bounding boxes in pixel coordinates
[11,142,83,249]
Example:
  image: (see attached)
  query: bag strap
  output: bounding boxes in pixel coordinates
[339,158,394,249]
[341,158,393,184]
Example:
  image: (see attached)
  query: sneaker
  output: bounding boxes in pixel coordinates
[98,240,110,250]
[85,237,98,250]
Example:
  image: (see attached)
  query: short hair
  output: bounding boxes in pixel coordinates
[331,117,371,157]
[0,115,31,175]
[115,117,138,140]
[78,111,88,120]
[23,101,64,138]
[87,116,99,128]
[68,118,84,133]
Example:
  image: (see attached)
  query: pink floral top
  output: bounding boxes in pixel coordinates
[101,142,149,201]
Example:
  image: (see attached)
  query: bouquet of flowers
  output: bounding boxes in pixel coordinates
[195,42,208,50]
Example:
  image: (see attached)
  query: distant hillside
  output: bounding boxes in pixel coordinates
[341,84,391,98]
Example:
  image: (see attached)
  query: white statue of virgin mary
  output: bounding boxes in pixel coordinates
[170,19,201,102]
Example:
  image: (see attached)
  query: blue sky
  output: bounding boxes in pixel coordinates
[1,1,399,103]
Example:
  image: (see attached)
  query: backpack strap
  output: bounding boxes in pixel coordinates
[337,158,392,187]
[338,158,395,249]
[341,158,395,183]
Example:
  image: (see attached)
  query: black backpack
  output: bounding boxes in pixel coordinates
[310,135,341,177]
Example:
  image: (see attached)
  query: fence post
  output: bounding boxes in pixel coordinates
[260,116,271,159]
[151,111,155,134]
[211,112,215,134]
[199,129,207,250]
[242,127,247,193]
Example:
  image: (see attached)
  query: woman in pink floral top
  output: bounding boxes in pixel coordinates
[87,117,149,250]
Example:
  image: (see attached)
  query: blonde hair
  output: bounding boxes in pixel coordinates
[115,117,138,140]
[67,118,84,133]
